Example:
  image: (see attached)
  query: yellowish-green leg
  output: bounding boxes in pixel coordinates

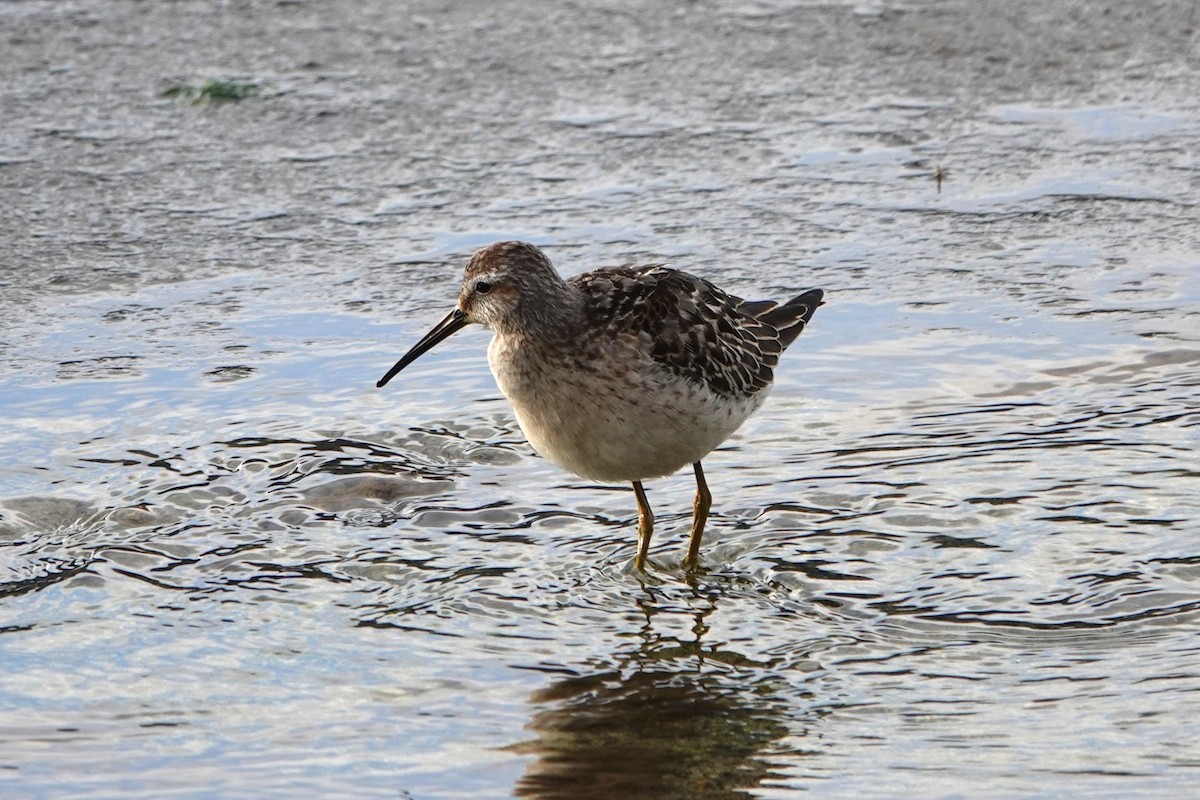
[683,461,712,569]
[632,480,653,570]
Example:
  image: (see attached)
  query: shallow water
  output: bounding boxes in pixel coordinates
[3,0,1200,798]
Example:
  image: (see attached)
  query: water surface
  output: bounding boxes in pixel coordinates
[2,1,1199,798]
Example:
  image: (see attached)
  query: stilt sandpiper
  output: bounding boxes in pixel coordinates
[378,241,823,570]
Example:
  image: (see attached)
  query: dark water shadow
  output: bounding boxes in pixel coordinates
[511,669,788,800]
[509,582,793,800]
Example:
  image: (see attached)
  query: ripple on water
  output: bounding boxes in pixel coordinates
[2,340,1198,798]
[0,243,1196,797]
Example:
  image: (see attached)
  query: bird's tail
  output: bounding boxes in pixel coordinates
[742,289,824,349]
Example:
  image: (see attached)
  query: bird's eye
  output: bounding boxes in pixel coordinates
[476,281,493,295]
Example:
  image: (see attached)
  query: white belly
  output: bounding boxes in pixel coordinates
[488,334,766,482]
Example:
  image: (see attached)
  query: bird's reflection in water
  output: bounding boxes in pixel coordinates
[511,582,791,800]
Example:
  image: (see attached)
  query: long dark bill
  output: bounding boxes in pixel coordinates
[376,308,469,388]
